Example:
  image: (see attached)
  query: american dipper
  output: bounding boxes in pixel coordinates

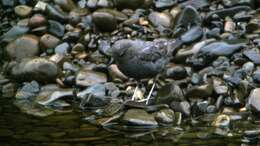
[111,39,171,104]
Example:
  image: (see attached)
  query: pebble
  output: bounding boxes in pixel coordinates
[170,101,191,116]
[28,14,47,28]
[40,34,60,50]
[55,42,70,55]
[54,0,76,12]
[180,26,203,44]
[157,83,184,104]
[48,20,65,37]
[76,70,107,87]
[5,35,39,60]
[248,88,260,113]
[10,58,60,82]
[123,109,158,127]
[166,65,188,80]
[243,50,260,65]
[92,10,117,32]
[14,5,32,17]
[155,108,175,125]
[148,11,173,28]
[1,25,29,42]
[154,0,176,9]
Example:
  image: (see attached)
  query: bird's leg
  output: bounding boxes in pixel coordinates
[145,79,156,105]
[131,82,139,101]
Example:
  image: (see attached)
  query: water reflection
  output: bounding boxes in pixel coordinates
[0,98,259,146]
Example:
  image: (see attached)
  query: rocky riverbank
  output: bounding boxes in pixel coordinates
[0,0,260,145]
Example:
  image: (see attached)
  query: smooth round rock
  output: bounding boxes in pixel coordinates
[54,0,76,11]
[180,26,203,44]
[76,70,107,87]
[148,12,173,28]
[40,34,60,49]
[5,35,39,60]
[92,11,117,32]
[248,88,260,113]
[10,58,60,82]
[123,109,158,127]
[14,5,32,17]
[48,20,65,37]
[28,14,47,28]
[155,108,175,125]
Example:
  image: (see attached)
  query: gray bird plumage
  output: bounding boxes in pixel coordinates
[111,39,170,79]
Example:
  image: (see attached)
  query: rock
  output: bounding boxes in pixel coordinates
[181,0,209,10]
[92,10,117,32]
[155,108,175,125]
[243,50,260,65]
[206,6,251,21]
[40,34,60,49]
[48,20,65,37]
[55,42,70,55]
[175,5,202,29]
[98,40,112,56]
[97,0,114,8]
[54,0,76,11]
[123,109,158,127]
[34,1,47,11]
[213,78,228,95]
[166,65,188,80]
[1,82,16,98]
[199,42,244,58]
[157,83,184,104]
[10,58,60,82]
[148,11,173,28]
[223,0,255,7]
[114,0,151,9]
[248,88,260,113]
[1,0,15,7]
[15,81,40,100]
[37,89,74,105]
[154,0,176,9]
[212,114,230,128]
[170,101,190,116]
[253,70,260,84]
[46,4,68,22]
[186,83,213,98]
[76,70,107,87]
[180,26,203,44]
[14,5,32,17]
[5,35,39,61]
[28,14,47,28]
[1,25,29,42]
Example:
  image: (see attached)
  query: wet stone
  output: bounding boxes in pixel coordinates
[181,0,209,10]
[212,114,230,128]
[14,5,32,17]
[175,5,202,29]
[92,10,117,32]
[114,0,149,9]
[166,65,187,80]
[154,0,176,9]
[10,58,60,82]
[248,88,260,113]
[253,70,260,84]
[186,83,213,98]
[1,25,29,42]
[48,20,65,37]
[40,34,60,50]
[15,81,40,100]
[123,109,158,127]
[148,11,173,28]
[180,26,203,44]
[46,4,68,22]
[55,42,70,55]
[155,108,175,125]
[157,83,184,104]
[223,0,254,7]
[76,70,107,87]
[199,42,244,58]
[243,50,260,65]
[5,35,39,61]
[54,0,76,12]
[28,14,47,28]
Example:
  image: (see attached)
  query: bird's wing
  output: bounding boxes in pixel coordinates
[138,45,166,62]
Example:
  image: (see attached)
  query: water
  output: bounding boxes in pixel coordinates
[0,97,259,146]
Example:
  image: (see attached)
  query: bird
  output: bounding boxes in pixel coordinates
[111,39,172,104]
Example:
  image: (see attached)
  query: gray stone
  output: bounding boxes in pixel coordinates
[76,70,107,87]
[11,58,60,82]
[123,109,158,127]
